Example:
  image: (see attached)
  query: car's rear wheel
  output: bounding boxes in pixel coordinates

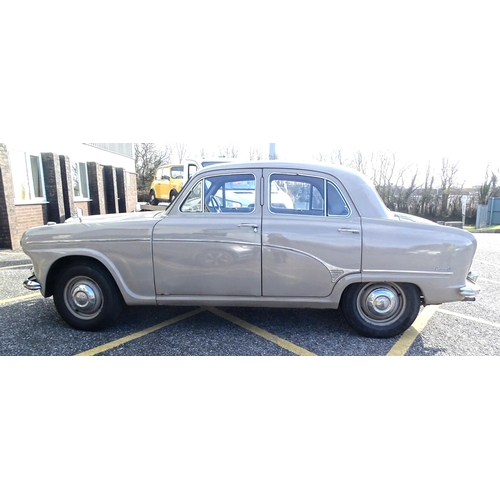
[53,263,123,331]
[341,282,421,338]
[149,190,159,205]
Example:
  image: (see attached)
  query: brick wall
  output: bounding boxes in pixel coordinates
[1,145,138,249]
[42,153,66,223]
[13,204,48,249]
[124,170,138,212]
[59,155,74,220]
[0,143,17,249]
[87,162,106,215]
[104,165,118,214]
[74,201,90,216]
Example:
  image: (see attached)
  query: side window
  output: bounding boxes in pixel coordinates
[180,174,256,213]
[327,181,350,216]
[269,174,324,215]
[9,149,46,202]
[269,174,350,217]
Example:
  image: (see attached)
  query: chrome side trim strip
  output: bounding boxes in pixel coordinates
[364,269,454,276]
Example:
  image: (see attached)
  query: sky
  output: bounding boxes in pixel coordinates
[2,0,499,187]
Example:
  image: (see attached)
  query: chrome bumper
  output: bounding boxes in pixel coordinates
[460,272,480,301]
[23,274,42,291]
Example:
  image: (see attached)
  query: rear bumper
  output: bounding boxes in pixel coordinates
[460,272,480,301]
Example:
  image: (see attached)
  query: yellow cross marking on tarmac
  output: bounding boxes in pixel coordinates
[0,292,40,306]
[386,306,439,356]
[0,263,32,270]
[207,307,317,356]
[75,307,316,356]
[75,307,208,356]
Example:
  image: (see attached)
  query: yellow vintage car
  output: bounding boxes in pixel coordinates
[149,164,185,204]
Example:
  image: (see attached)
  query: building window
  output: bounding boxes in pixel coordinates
[72,161,90,199]
[9,149,46,203]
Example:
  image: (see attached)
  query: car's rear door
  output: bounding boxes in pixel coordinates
[152,168,262,297]
[261,169,362,297]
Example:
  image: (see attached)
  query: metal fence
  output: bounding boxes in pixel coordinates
[476,197,500,228]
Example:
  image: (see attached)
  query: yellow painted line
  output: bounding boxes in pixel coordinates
[0,263,32,270]
[0,292,41,306]
[386,305,439,356]
[437,309,500,329]
[75,307,207,356]
[208,307,317,356]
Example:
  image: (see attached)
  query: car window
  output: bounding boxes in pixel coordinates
[269,174,350,217]
[170,166,183,179]
[327,181,350,216]
[180,174,256,213]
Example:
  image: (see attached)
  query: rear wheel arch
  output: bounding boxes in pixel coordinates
[340,281,423,338]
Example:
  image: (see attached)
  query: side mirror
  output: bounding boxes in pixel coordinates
[162,175,170,180]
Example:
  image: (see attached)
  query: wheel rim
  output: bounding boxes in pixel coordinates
[356,283,406,326]
[63,276,104,320]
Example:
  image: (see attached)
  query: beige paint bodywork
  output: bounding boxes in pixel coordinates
[21,161,479,310]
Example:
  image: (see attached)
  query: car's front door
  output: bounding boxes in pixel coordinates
[152,169,262,297]
[261,170,362,297]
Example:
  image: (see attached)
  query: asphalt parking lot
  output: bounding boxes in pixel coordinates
[1,233,499,356]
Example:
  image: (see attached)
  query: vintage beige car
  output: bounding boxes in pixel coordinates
[21,161,480,338]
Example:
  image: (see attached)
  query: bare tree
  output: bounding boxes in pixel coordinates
[249,145,264,160]
[439,157,460,216]
[351,150,369,176]
[313,149,344,165]
[219,144,239,158]
[416,163,436,216]
[134,143,172,193]
[175,143,189,163]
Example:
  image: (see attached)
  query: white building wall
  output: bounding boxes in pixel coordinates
[5,142,135,172]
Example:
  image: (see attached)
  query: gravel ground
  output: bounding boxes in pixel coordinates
[1,233,498,356]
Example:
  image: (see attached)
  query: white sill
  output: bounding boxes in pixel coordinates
[14,200,49,206]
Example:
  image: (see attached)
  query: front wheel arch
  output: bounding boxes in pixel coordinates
[52,260,124,331]
[341,282,422,338]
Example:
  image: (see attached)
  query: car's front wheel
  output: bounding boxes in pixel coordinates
[341,282,421,338]
[53,263,123,331]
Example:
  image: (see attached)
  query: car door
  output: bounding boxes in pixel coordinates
[156,167,170,200]
[261,170,362,297]
[153,169,262,297]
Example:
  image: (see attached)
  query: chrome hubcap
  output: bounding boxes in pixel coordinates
[64,277,103,319]
[72,284,98,312]
[358,284,405,325]
[366,288,397,317]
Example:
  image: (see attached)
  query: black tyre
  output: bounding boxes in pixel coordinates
[149,190,159,205]
[341,282,421,338]
[169,189,179,202]
[53,263,124,331]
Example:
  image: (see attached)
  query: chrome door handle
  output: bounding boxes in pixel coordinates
[238,223,259,233]
[338,228,360,234]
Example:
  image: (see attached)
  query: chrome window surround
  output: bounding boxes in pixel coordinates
[178,172,257,215]
[267,172,351,217]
